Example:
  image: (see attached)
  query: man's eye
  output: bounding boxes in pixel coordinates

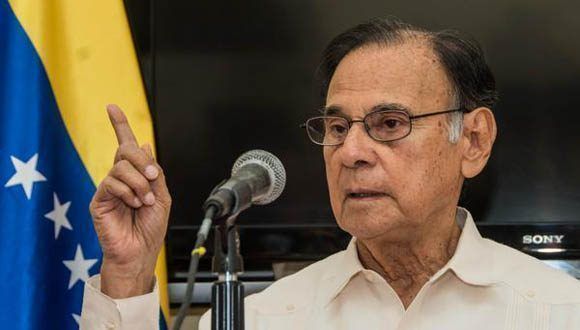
[384,119,401,129]
[329,123,348,134]
[371,112,409,131]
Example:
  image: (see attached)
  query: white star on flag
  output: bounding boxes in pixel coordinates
[4,153,47,199]
[72,314,80,325]
[44,193,73,239]
[63,245,98,289]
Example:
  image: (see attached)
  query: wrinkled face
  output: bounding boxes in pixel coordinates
[324,42,465,241]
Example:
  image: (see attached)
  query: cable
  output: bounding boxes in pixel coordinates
[171,206,217,330]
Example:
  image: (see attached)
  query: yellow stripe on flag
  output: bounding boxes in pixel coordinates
[8,0,150,185]
[156,246,170,321]
[9,0,170,322]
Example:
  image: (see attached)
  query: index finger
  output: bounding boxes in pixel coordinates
[107,104,138,146]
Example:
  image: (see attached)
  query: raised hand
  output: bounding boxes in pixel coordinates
[89,104,171,298]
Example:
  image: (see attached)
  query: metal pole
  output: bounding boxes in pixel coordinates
[211,223,244,330]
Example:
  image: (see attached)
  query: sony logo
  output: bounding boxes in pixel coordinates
[522,234,564,244]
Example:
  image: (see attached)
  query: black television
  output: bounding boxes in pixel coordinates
[124,0,580,295]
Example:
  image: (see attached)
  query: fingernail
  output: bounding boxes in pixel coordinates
[145,165,158,179]
[144,192,156,205]
[134,197,143,207]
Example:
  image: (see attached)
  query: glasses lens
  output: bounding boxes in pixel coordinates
[366,111,411,141]
[306,116,349,145]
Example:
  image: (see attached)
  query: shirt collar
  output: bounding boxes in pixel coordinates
[318,238,365,306]
[319,207,498,306]
[442,207,498,286]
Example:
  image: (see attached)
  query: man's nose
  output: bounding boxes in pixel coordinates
[338,122,377,168]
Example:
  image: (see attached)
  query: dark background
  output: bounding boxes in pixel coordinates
[123,1,580,274]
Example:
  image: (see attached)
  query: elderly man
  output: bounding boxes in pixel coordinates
[81,19,580,329]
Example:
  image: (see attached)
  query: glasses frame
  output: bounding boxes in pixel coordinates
[301,108,470,146]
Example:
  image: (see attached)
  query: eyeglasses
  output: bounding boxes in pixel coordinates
[301,108,469,146]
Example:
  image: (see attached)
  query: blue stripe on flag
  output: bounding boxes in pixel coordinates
[160,311,168,330]
[0,1,102,329]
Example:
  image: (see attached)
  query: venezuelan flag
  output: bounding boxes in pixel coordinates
[0,0,169,328]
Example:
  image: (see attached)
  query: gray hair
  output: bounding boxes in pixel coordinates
[447,93,463,144]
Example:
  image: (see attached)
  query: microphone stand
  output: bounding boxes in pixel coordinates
[211,215,244,330]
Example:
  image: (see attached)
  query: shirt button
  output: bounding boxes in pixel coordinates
[526,290,535,298]
[105,322,116,329]
[286,304,295,311]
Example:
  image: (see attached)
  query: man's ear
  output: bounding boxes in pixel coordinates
[460,107,497,179]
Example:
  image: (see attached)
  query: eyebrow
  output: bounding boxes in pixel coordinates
[322,102,412,116]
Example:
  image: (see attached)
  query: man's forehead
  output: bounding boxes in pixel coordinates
[331,41,440,81]
[325,42,454,113]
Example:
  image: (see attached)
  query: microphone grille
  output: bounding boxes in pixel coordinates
[231,149,286,205]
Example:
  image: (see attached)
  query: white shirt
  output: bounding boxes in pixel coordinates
[82,208,580,329]
[81,275,160,329]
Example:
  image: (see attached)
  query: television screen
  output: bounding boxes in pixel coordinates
[127,1,580,226]
[123,1,580,282]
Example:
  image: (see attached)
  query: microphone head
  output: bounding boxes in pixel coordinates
[231,149,286,205]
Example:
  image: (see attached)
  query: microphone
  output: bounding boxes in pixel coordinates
[203,149,286,219]
[174,150,285,330]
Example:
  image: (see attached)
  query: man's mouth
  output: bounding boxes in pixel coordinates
[345,190,388,199]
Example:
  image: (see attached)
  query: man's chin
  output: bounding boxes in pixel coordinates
[336,212,401,240]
